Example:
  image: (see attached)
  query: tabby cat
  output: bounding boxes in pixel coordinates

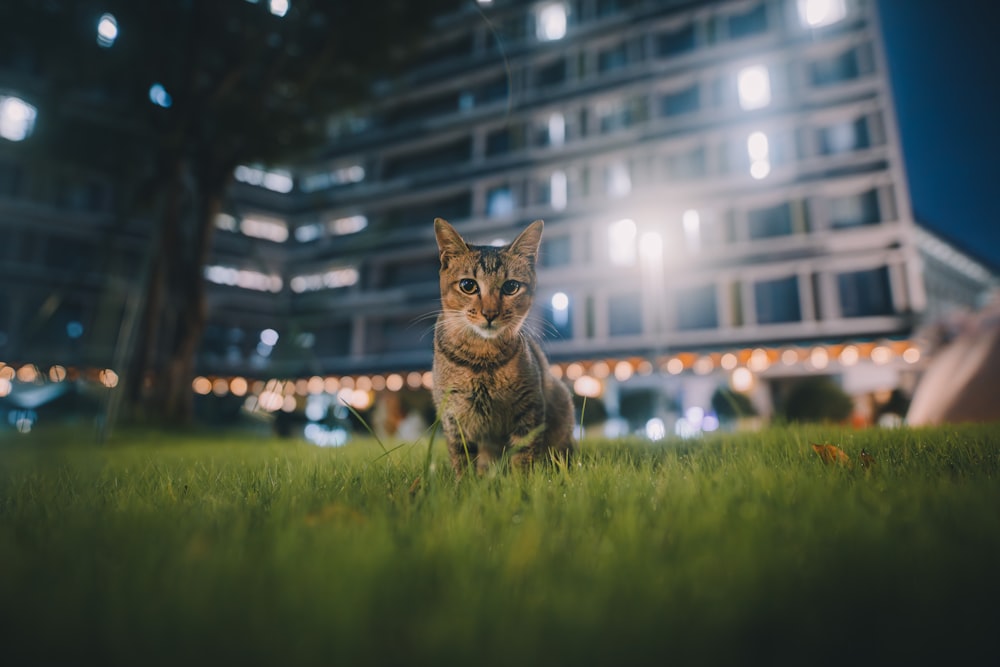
[432,217,575,475]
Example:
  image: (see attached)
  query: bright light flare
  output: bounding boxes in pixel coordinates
[269,0,290,18]
[536,2,567,41]
[608,218,637,266]
[798,0,846,28]
[0,96,37,142]
[737,65,771,110]
[97,13,118,47]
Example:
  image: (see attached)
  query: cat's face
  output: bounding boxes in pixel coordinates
[435,218,542,341]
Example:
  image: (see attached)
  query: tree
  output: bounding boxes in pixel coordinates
[780,376,854,424]
[0,0,461,424]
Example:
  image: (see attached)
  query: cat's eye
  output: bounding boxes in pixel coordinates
[458,279,479,295]
[501,280,522,296]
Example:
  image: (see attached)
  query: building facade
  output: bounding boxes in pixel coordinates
[1,0,995,434]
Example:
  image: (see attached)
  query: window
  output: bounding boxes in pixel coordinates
[536,58,567,87]
[838,267,893,317]
[549,170,568,210]
[754,276,801,324]
[666,146,707,180]
[656,23,696,57]
[609,292,643,336]
[829,190,880,228]
[541,235,572,268]
[747,202,792,239]
[727,4,768,39]
[486,124,527,156]
[542,112,566,147]
[468,75,509,107]
[598,96,646,134]
[810,49,860,86]
[798,0,846,28]
[676,284,718,330]
[377,317,427,353]
[660,84,700,117]
[383,138,471,178]
[746,131,771,180]
[487,185,516,217]
[536,2,568,41]
[540,292,573,339]
[819,117,870,155]
[605,162,632,198]
[598,41,631,73]
[608,218,637,266]
[737,65,771,110]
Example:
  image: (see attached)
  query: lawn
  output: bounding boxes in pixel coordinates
[1,423,999,666]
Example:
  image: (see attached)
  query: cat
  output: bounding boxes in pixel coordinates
[432,217,575,475]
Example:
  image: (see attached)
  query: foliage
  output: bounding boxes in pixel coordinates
[711,386,758,420]
[0,0,460,424]
[780,375,854,423]
[2,423,999,665]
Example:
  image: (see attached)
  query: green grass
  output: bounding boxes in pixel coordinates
[1,424,999,666]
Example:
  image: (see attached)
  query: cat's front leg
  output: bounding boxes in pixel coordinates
[507,423,545,471]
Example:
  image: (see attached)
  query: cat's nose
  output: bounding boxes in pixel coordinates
[482,308,499,324]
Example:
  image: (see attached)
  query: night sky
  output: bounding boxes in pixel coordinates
[877,0,1000,269]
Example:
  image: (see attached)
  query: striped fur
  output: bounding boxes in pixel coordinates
[432,218,575,475]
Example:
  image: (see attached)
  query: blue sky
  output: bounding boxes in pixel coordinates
[878,0,1000,269]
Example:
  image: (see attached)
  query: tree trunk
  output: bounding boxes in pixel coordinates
[123,157,223,426]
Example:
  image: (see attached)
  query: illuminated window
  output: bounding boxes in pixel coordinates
[214,213,238,233]
[548,112,566,146]
[205,266,283,293]
[299,164,364,192]
[536,2,568,41]
[550,170,568,210]
[290,267,360,293]
[234,165,294,193]
[747,131,770,180]
[682,209,701,251]
[541,292,572,339]
[486,185,516,217]
[328,214,368,236]
[798,0,846,28]
[608,218,637,266]
[0,95,38,141]
[269,0,289,18]
[737,65,771,110]
[605,162,631,198]
[240,215,289,243]
[295,223,323,243]
[819,118,869,155]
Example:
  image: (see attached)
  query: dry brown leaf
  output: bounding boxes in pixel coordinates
[811,443,851,466]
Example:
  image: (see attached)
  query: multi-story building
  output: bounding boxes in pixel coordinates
[1,0,995,435]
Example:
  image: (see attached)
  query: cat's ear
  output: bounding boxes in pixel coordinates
[434,218,468,267]
[509,220,543,264]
